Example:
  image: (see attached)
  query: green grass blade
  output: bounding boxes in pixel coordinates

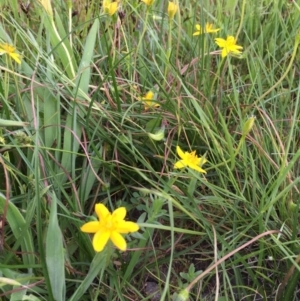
[69,251,108,301]
[39,10,76,79]
[74,18,99,98]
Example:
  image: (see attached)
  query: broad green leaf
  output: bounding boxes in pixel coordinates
[46,193,65,301]
[22,295,42,301]
[43,90,61,149]
[40,11,76,79]
[0,193,35,266]
[0,277,21,287]
[0,118,28,127]
[74,18,99,99]
[10,273,31,301]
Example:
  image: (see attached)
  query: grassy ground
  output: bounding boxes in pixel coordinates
[0,0,300,300]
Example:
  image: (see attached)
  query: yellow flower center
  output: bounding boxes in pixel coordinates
[186,151,199,164]
[1,43,16,54]
[103,215,114,230]
[101,214,123,232]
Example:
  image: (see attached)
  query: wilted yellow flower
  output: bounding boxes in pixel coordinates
[81,203,139,252]
[141,0,155,6]
[193,23,220,36]
[168,2,178,20]
[148,126,165,141]
[296,29,300,44]
[0,43,21,64]
[174,146,207,173]
[242,116,255,136]
[38,0,53,17]
[140,91,160,110]
[215,36,243,58]
[103,0,118,16]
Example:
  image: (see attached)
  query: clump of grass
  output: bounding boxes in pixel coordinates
[0,0,300,300]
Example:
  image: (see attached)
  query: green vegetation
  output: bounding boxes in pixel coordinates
[0,0,300,300]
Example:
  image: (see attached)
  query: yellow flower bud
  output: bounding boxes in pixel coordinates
[296,30,300,44]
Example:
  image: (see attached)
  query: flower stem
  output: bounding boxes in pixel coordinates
[164,19,173,79]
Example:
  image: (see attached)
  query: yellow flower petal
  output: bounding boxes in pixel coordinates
[192,24,201,36]
[112,207,126,220]
[188,163,207,173]
[0,43,15,54]
[176,146,185,160]
[141,91,160,110]
[93,230,110,252]
[141,0,155,6]
[221,48,228,58]
[109,2,118,15]
[227,36,235,44]
[168,2,178,19]
[143,91,154,100]
[95,203,110,220]
[174,159,186,169]
[80,221,100,233]
[116,221,140,233]
[10,53,21,64]
[111,231,127,251]
[174,146,207,173]
[205,23,220,33]
[215,38,226,48]
[193,23,219,36]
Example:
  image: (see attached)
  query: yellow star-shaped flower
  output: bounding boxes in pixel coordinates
[0,43,21,64]
[140,91,160,111]
[215,36,243,58]
[174,146,207,173]
[193,23,220,36]
[81,203,139,252]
